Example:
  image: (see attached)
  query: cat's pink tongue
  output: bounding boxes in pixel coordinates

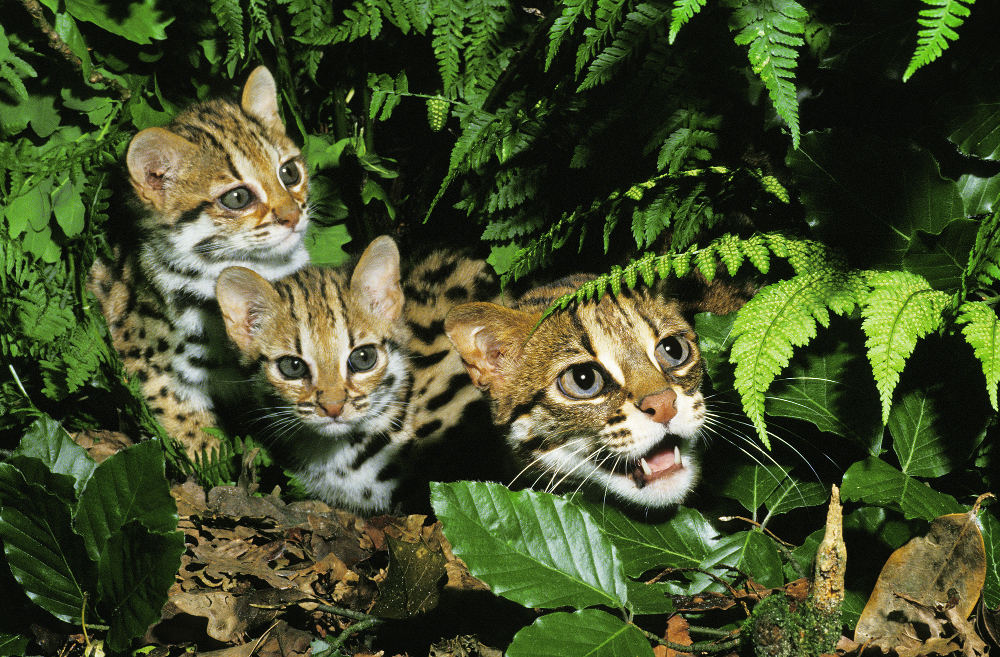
[644,448,677,474]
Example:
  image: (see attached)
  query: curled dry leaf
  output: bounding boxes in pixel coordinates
[854,494,991,656]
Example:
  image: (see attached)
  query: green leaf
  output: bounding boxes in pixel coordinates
[957,174,1000,215]
[740,530,784,588]
[97,522,185,652]
[51,178,86,238]
[74,441,177,563]
[765,326,882,446]
[949,101,1000,161]
[980,509,1000,609]
[506,609,654,657]
[902,220,979,291]
[5,180,52,238]
[730,268,859,446]
[860,270,949,424]
[720,464,829,518]
[0,634,30,656]
[14,415,96,496]
[53,13,92,79]
[0,469,96,623]
[65,0,172,45]
[669,0,707,43]
[305,223,351,267]
[840,457,963,521]
[889,390,958,478]
[729,0,806,148]
[902,0,975,83]
[580,503,723,576]
[430,481,630,610]
[787,131,963,268]
[957,301,1000,410]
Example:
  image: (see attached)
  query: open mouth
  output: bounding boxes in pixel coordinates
[623,437,685,489]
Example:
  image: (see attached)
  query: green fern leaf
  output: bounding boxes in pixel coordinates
[671,250,692,277]
[956,300,999,411]
[694,245,718,281]
[431,0,465,94]
[579,3,668,91]
[961,211,1000,299]
[739,233,771,274]
[546,0,594,69]
[575,0,634,76]
[211,0,245,63]
[715,234,744,275]
[860,271,949,424]
[655,109,721,173]
[902,0,975,83]
[729,0,806,148]
[731,268,860,446]
[669,0,707,43]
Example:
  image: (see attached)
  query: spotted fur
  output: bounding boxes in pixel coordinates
[216,236,507,513]
[446,277,708,509]
[88,66,310,457]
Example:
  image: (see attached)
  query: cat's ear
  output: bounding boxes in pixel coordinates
[445,303,534,391]
[241,66,283,133]
[350,235,403,321]
[216,266,282,356]
[127,127,196,208]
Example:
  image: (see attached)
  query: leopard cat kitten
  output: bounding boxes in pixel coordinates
[215,236,506,513]
[445,276,706,509]
[88,66,310,456]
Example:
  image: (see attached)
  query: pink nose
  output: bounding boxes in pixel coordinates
[318,401,344,418]
[638,388,677,425]
[274,202,300,229]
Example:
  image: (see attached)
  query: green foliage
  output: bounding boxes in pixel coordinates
[902,0,975,83]
[0,417,181,652]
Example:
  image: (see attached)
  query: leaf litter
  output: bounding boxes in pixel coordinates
[154,480,503,656]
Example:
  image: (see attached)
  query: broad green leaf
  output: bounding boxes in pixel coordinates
[765,479,828,517]
[74,441,177,563]
[840,457,963,521]
[5,180,52,238]
[903,220,979,291]
[431,481,630,610]
[957,173,1000,215]
[0,474,96,623]
[51,178,85,237]
[740,530,784,588]
[719,464,785,516]
[787,131,962,268]
[506,609,654,657]
[0,633,30,656]
[843,506,922,551]
[949,101,1000,160]
[765,326,882,447]
[580,503,723,576]
[53,12,92,79]
[65,0,171,45]
[14,415,95,495]
[980,509,999,609]
[889,390,956,478]
[97,522,185,652]
[693,311,738,385]
[305,223,351,267]
[686,530,783,590]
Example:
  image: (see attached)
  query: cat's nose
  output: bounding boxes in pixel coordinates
[638,388,677,425]
[273,202,300,229]
[318,401,344,418]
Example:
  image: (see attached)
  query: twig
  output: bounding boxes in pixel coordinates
[636,624,741,654]
[313,603,379,623]
[718,515,795,547]
[17,0,131,100]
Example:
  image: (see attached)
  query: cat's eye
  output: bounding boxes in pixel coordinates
[347,345,378,372]
[276,356,309,379]
[655,335,691,369]
[219,186,254,210]
[556,363,606,400]
[278,160,301,186]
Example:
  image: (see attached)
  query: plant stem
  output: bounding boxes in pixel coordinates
[636,624,741,654]
[314,603,379,623]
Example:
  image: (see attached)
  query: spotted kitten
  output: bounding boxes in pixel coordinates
[215,236,506,513]
[89,66,309,456]
[446,277,707,508]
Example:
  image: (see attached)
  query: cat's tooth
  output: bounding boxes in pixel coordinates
[640,458,653,476]
[674,445,682,467]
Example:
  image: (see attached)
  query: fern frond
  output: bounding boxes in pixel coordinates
[956,300,999,411]
[902,0,975,83]
[481,213,547,241]
[431,0,466,95]
[546,0,595,69]
[210,0,245,63]
[860,271,949,424]
[731,268,860,446]
[729,0,806,148]
[575,0,634,76]
[466,0,512,96]
[669,0,707,43]
[579,2,669,91]
[655,109,721,173]
[960,210,1000,299]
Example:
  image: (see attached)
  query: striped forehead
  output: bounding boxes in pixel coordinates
[274,271,353,358]
[583,296,663,382]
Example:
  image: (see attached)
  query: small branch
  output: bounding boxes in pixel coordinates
[718,515,795,547]
[18,0,131,100]
[636,625,741,654]
[314,603,379,624]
